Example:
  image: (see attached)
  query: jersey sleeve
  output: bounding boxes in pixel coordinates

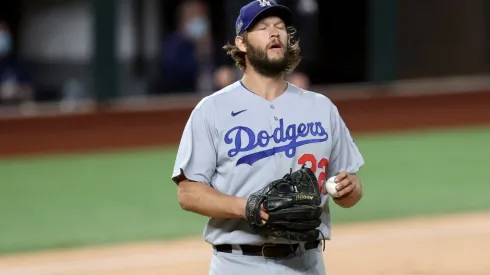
[171,101,217,185]
[327,103,365,177]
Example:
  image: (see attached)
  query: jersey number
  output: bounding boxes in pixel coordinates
[298,154,329,190]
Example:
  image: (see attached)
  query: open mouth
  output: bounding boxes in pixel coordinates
[268,42,282,50]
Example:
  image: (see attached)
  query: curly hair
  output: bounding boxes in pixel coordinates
[223,27,301,74]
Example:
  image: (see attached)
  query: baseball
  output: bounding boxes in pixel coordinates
[324,176,340,197]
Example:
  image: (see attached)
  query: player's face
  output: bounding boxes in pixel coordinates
[247,16,288,59]
[244,16,289,76]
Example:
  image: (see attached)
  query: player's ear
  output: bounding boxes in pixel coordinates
[235,35,247,53]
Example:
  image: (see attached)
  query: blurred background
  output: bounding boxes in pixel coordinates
[0,1,490,275]
[0,0,488,111]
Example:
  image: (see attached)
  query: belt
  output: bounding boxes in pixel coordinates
[214,240,321,258]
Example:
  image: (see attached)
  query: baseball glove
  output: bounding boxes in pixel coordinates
[245,165,323,242]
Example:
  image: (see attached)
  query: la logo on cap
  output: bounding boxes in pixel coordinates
[257,0,272,7]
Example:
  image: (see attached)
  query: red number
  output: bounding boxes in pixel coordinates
[298,154,329,190]
[298,154,317,173]
[317,158,329,188]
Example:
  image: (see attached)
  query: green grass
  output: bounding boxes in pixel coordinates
[1,126,490,254]
[0,148,207,254]
[330,126,490,222]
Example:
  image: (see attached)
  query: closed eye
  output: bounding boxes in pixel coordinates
[275,24,286,30]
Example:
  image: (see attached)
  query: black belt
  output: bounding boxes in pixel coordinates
[214,240,320,258]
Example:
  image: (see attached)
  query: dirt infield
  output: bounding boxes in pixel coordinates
[1,89,490,157]
[0,212,489,275]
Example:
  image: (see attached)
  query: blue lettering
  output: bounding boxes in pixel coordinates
[308,122,318,135]
[315,122,326,136]
[273,119,286,143]
[297,123,307,137]
[224,126,256,157]
[257,130,270,147]
[225,119,329,166]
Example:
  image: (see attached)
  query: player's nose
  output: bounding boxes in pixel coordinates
[269,29,279,38]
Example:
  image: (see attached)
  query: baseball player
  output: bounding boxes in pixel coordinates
[172,0,365,274]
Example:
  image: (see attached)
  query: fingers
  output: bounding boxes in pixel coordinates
[335,176,352,191]
[260,204,269,222]
[336,180,356,197]
[260,209,269,222]
[320,172,349,196]
[335,171,349,183]
[335,174,360,198]
[335,173,354,197]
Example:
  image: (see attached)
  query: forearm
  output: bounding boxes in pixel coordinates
[178,180,246,219]
[333,180,363,208]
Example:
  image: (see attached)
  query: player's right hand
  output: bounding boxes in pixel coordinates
[260,204,269,222]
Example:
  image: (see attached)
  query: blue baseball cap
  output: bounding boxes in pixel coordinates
[235,0,293,36]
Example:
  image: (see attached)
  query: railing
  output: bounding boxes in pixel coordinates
[1,74,490,119]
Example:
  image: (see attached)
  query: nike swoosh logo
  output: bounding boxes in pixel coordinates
[231,109,247,117]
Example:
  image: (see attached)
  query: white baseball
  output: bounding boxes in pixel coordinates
[324,176,340,197]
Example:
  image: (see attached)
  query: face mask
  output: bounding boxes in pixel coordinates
[185,17,208,39]
[0,32,12,55]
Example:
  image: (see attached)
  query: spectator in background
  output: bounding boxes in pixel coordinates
[213,65,240,89]
[0,20,34,105]
[161,0,219,95]
[286,71,310,90]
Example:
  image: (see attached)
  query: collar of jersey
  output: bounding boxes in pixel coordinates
[239,80,290,96]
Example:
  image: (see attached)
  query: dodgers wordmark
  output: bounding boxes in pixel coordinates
[225,118,329,165]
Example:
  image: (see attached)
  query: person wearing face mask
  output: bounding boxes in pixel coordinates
[159,0,231,95]
[0,21,35,106]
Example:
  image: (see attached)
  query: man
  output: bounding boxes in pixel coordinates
[172,1,364,274]
[160,0,213,94]
[0,20,34,105]
[160,0,231,96]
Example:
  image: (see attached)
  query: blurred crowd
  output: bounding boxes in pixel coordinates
[1,0,488,108]
[0,0,319,107]
[159,0,314,95]
[0,20,35,106]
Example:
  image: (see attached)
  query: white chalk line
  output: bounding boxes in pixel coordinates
[1,215,489,275]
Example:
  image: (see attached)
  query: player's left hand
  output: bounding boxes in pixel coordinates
[333,171,360,198]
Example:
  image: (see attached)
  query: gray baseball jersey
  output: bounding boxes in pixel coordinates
[172,80,364,245]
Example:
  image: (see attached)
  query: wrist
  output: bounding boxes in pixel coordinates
[233,197,248,219]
